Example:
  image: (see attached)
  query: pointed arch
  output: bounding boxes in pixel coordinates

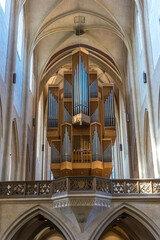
[1,205,75,240]
[9,119,19,180]
[90,203,160,240]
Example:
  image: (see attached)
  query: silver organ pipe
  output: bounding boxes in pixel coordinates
[48,90,50,121]
[73,55,89,116]
[104,90,114,126]
[64,107,72,123]
[82,62,84,113]
[92,126,101,161]
[103,143,112,162]
[64,78,72,98]
[48,90,58,127]
[89,79,98,98]
[62,127,71,162]
[111,90,114,125]
[108,93,111,126]
[79,55,82,113]
[52,143,60,163]
[91,107,98,123]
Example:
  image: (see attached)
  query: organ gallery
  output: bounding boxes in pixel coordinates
[47,48,116,178]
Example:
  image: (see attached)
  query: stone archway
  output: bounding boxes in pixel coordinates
[90,204,160,240]
[1,205,75,240]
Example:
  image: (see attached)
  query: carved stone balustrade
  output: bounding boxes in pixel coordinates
[0,177,160,197]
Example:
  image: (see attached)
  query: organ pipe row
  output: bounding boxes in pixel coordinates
[64,107,72,123]
[64,78,72,98]
[48,48,116,178]
[103,143,112,162]
[90,107,98,123]
[92,126,101,161]
[89,79,98,98]
[104,90,115,126]
[73,55,89,115]
[52,143,60,163]
[62,127,71,162]
[48,90,58,127]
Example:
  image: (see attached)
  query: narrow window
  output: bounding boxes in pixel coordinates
[17,8,24,60]
[0,0,6,12]
[137,14,142,55]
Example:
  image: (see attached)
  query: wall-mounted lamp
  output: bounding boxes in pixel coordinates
[33,118,35,127]
[13,73,16,84]
[120,144,122,151]
[126,113,130,122]
[143,72,147,83]
[42,144,44,152]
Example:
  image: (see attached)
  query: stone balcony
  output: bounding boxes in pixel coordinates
[1,177,160,238]
[0,176,160,198]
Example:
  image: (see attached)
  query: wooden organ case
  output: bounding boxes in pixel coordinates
[47,48,116,178]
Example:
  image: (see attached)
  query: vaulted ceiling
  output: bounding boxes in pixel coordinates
[23,0,138,91]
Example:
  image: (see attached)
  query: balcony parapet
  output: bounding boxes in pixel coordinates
[0,177,160,198]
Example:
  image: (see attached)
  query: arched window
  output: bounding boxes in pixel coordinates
[14,6,24,114]
[0,0,11,81]
[0,0,6,12]
[135,8,146,103]
[137,13,142,55]
[147,0,160,68]
[17,8,24,60]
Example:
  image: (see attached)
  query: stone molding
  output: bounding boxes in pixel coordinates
[53,197,110,208]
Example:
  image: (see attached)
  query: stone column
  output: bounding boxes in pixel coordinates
[1,1,20,180]
[140,2,159,177]
[20,50,29,180]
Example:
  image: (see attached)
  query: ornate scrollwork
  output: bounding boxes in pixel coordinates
[139,182,151,193]
[39,182,51,195]
[0,183,12,196]
[69,178,93,191]
[13,184,25,195]
[26,183,38,195]
[53,198,110,208]
[152,181,160,193]
[0,178,160,197]
[112,181,124,194]
[96,179,110,193]
[54,179,67,193]
[126,181,138,193]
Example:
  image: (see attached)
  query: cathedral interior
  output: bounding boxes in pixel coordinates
[0,0,160,239]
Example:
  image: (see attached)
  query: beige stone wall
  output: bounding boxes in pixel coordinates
[0,197,160,240]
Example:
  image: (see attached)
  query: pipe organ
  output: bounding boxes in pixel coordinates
[47,48,116,178]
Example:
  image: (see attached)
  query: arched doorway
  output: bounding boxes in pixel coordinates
[1,206,74,240]
[98,212,155,240]
[91,205,159,240]
[11,214,66,240]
